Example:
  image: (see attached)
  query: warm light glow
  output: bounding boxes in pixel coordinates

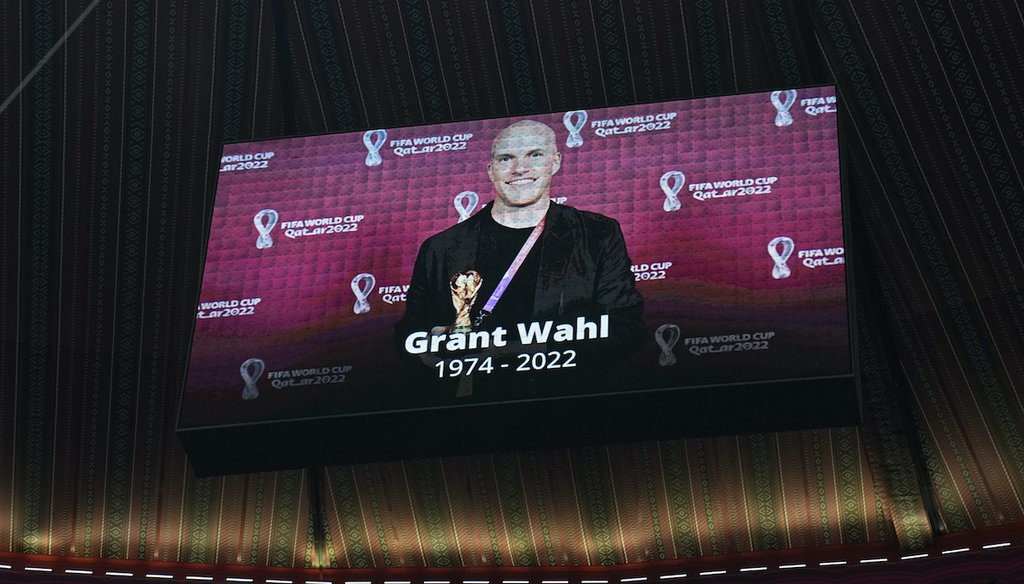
[983,542,1011,549]
[0,535,1002,584]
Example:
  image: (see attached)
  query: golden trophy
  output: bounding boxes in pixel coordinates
[449,270,482,333]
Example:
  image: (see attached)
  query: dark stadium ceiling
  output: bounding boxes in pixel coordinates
[1,0,1023,578]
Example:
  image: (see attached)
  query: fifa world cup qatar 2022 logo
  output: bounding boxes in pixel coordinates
[655,324,681,367]
[563,110,588,149]
[351,273,376,315]
[240,357,265,400]
[253,209,279,249]
[363,129,387,167]
[660,171,685,212]
[770,89,798,127]
[768,236,795,279]
[454,191,479,223]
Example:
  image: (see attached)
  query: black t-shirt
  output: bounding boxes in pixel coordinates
[470,211,544,330]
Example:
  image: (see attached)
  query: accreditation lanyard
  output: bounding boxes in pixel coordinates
[473,215,546,328]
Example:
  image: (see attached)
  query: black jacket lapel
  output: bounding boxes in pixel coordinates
[534,204,577,318]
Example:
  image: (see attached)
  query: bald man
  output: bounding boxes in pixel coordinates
[396,120,644,387]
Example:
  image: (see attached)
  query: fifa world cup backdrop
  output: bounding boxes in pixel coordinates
[179,86,854,475]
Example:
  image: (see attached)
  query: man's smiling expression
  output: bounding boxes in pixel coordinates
[488,121,562,209]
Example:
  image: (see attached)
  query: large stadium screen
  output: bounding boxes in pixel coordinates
[179,86,854,475]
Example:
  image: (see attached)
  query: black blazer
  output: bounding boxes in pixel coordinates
[396,202,645,360]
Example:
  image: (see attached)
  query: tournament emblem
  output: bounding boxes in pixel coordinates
[351,273,376,314]
[655,324,681,366]
[660,171,685,212]
[240,358,265,400]
[770,90,798,127]
[563,110,588,148]
[363,129,387,167]
[454,191,479,223]
[768,236,795,279]
[253,209,279,250]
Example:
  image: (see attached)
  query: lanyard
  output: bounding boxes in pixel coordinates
[473,215,546,328]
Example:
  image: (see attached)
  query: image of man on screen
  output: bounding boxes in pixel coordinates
[395,120,644,390]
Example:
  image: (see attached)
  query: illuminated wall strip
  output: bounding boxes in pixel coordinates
[0,537,1008,584]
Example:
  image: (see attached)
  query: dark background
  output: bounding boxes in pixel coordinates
[1,0,1023,574]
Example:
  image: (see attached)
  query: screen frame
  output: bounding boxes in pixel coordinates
[178,83,860,476]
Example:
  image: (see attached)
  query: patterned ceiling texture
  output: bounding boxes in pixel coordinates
[2,0,1023,577]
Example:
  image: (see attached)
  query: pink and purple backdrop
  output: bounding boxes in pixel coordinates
[182,86,848,427]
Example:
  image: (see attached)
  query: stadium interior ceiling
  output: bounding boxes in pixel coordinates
[2,0,1024,582]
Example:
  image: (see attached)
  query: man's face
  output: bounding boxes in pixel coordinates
[487,122,562,209]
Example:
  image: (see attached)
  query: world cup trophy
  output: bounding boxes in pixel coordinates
[449,270,482,333]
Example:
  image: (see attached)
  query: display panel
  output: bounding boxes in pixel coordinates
[179,86,855,474]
